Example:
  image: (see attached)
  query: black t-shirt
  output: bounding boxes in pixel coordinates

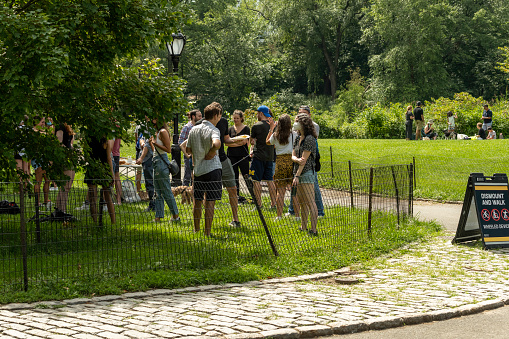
[405,111,414,123]
[483,109,493,124]
[227,125,250,157]
[479,128,487,140]
[413,107,423,121]
[215,117,229,162]
[251,120,274,162]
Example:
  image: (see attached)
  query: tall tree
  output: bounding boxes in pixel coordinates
[0,1,188,180]
[364,0,509,103]
[180,0,276,112]
[266,0,369,100]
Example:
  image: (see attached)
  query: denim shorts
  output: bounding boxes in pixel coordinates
[299,171,315,184]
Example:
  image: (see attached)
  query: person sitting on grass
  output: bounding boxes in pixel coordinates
[423,120,437,140]
[487,126,496,140]
[476,122,487,140]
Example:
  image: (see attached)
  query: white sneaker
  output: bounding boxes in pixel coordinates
[284,212,294,217]
[75,202,89,211]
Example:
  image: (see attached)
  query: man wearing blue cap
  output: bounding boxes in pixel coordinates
[250,105,277,207]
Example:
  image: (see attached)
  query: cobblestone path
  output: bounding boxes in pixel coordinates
[2,236,509,338]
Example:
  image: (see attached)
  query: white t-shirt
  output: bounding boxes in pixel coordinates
[187,120,221,177]
[269,131,297,155]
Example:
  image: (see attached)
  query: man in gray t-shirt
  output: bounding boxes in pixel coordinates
[186,102,222,236]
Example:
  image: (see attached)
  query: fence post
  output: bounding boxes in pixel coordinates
[34,192,41,243]
[408,163,414,217]
[413,156,416,189]
[244,176,279,257]
[330,146,334,178]
[391,166,400,226]
[19,182,29,292]
[368,167,374,236]
[349,160,354,208]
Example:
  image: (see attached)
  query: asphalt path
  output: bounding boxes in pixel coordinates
[323,306,509,339]
[413,200,463,232]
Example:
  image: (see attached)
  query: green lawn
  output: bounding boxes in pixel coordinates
[318,139,509,201]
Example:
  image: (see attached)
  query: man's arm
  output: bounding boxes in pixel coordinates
[204,138,221,160]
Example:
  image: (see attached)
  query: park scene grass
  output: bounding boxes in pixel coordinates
[319,139,509,201]
[1,138,503,304]
[0,156,424,304]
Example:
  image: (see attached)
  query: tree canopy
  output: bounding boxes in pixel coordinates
[0,1,189,181]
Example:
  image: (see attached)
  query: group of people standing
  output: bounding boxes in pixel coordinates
[170,103,324,236]
[405,102,497,140]
[15,116,77,221]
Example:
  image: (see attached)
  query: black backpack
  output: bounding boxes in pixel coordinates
[0,200,21,214]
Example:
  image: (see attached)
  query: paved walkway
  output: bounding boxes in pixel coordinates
[2,203,509,339]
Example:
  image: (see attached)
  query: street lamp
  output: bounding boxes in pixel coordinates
[166,33,186,186]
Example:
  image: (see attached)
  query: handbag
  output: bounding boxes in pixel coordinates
[154,144,179,176]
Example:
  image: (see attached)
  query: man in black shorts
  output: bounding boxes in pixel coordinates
[186,103,222,236]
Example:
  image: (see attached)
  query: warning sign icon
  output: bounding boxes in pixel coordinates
[502,209,509,221]
[482,209,491,221]
[492,209,501,221]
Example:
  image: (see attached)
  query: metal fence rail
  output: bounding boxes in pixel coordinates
[0,162,413,292]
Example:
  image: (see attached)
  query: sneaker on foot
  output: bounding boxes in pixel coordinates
[284,212,294,217]
[171,217,181,222]
[229,220,241,227]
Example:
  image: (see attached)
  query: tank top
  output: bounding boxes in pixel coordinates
[154,129,167,157]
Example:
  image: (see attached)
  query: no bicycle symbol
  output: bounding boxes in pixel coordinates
[482,209,490,221]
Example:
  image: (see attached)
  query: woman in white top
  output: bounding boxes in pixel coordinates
[266,114,298,220]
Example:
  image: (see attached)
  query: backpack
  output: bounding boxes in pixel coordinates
[315,141,321,172]
[0,200,21,214]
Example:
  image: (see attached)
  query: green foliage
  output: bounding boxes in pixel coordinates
[499,46,509,75]
[0,1,188,181]
[364,0,509,103]
[336,68,369,121]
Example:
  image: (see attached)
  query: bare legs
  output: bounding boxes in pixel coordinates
[193,196,216,236]
[114,171,122,205]
[275,181,286,218]
[87,184,116,224]
[253,180,276,208]
[56,169,75,212]
[226,186,239,222]
[297,182,317,232]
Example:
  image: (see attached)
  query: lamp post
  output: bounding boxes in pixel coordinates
[166,33,186,186]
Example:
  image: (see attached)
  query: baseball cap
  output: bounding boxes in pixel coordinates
[299,105,311,113]
[256,105,271,117]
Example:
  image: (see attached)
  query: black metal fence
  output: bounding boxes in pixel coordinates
[0,161,413,292]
